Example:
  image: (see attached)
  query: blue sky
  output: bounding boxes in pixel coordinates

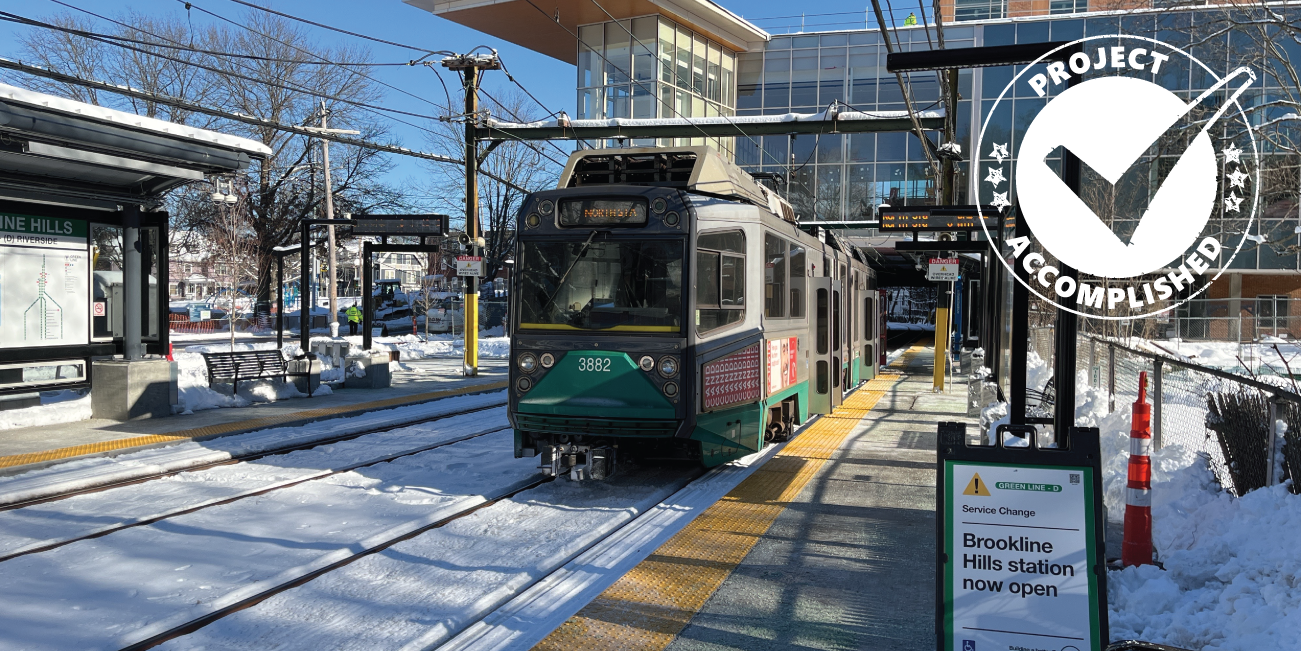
[1,0,926,190]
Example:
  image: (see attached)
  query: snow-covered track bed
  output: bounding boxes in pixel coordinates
[153,466,702,651]
[0,408,513,563]
[0,430,544,651]
[0,391,508,508]
[154,430,791,651]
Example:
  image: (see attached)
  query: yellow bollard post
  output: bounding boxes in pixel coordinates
[934,306,949,391]
[464,292,478,374]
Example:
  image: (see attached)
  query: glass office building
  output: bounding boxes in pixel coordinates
[575,14,737,154]
[577,5,1301,273]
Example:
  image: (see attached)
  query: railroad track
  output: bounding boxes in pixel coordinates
[0,421,512,563]
[122,474,553,651]
[0,398,508,513]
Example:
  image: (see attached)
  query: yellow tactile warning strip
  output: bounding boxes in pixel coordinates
[531,375,903,651]
[0,380,509,470]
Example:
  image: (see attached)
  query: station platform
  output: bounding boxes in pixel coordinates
[0,358,508,476]
[536,339,966,651]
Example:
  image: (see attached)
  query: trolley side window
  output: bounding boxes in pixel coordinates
[789,242,806,318]
[696,230,746,333]
[764,234,786,318]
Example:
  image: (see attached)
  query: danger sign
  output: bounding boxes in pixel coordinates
[456,255,484,277]
[928,257,959,282]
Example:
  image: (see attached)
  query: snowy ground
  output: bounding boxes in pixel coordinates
[1061,355,1300,648]
[0,391,507,505]
[0,407,508,560]
[0,428,539,651]
[971,342,1301,649]
[887,321,937,332]
[0,332,512,431]
[156,466,697,651]
[1132,335,1301,379]
[0,390,92,432]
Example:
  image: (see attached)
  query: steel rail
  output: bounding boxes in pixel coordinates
[0,423,511,563]
[119,474,554,651]
[0,399,507,513]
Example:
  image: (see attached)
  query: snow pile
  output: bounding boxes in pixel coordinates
[1109,481,1301,650]
[887,321,937,332]
[0,391,92,432]
[1077,365,1301,649]
[367,334,511,361]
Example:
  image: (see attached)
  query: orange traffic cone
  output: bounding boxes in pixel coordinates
[1122,371,1153,567]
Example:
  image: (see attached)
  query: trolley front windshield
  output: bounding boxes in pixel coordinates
[517,239,682,333]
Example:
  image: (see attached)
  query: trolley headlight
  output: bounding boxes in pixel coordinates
[651,197,667,214]
[539,200,554,215]
[525,213,541,228]
[657,356,679,378]
[639,355,655,372]
[663,381,679,398]
[518,353,538,373]
[663,211,680,227]
[540,352,555,368]
[517,377,532,392]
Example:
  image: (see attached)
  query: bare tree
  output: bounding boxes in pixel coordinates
[8,8,422,316]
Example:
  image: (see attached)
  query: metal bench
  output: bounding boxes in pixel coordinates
[201,349,314,397]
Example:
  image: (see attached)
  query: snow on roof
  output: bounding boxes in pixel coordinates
[0,83,272,158]
[487,108,944,131]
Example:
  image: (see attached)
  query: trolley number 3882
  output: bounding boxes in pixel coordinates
[577,357,612,372]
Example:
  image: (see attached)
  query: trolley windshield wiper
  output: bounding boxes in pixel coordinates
[539,229,602,315]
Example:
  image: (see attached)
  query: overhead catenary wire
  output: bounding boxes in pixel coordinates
[45,0,454,117]
[26,3,446,121]
[495,55,597,150]
[0,13,414,66]
[476,85,571,167]
[0,56,531,193]
[220,0,455,56]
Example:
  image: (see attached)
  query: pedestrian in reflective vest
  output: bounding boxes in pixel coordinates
[346,305,362,336]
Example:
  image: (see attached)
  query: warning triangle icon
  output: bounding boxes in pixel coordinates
[963,473,992,496]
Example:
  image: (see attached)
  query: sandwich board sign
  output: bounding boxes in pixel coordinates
[936,422,1108,651]
[928,258,959,282]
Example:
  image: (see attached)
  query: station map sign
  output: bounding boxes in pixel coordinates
[0,213,89,349]
[937,423,1108,651]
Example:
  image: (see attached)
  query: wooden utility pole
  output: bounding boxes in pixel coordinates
[304,106,359,341]
[443,53,500,376]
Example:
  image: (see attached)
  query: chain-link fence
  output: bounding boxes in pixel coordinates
[1029,327,1301,497]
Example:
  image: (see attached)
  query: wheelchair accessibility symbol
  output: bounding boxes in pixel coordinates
[962,641,975,651]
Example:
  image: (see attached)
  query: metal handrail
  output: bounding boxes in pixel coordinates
[1082,333,1301,405]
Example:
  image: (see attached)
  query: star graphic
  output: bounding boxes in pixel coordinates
[1227,168,1249,189]
[984,166,1007,188]
[1224,191,1244,213]
[991,191,1011,210]
[1223,144,1243,165]
[990,143,1010,164]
